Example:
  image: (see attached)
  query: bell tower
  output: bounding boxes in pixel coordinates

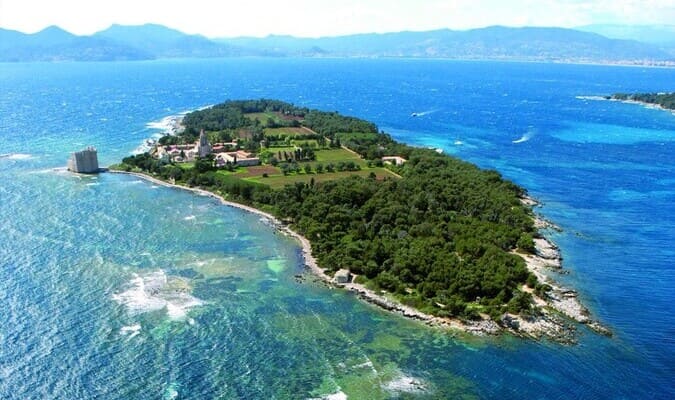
[197,129,212,158]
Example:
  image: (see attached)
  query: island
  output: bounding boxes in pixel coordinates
[111,99,609,342]
[608,92,675,111]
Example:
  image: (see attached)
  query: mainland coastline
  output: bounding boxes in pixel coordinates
[112,101,610,343]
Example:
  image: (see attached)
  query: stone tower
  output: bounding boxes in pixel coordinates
[196,129,212,158]
[67,146,99,174]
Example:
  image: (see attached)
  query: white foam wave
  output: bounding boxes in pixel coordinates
[183,215,196,221]
[146,115,185,135]
[112,270,204,321]
[28,167,67,175]
[0,153,32,160]
[575,95,607,101]
[512,129,535,144]
[411,109,440,117]
[324,393,347,400]
[309,392,348,400]
[383,374,429,393]
[120,324,141,339]
[164,383,179,400]
[134,113,187,155]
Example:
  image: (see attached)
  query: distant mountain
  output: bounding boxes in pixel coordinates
[577,24,675,58]
[1,24,673,64]
[93,24,242,58]
[577,24,675,45]
[220,26,672,62]
[0,26,150,61]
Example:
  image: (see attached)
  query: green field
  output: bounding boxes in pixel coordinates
[265,146,299,162]
[266,146,297,152]
[244,112,280,125]
[215,169,240,177]
[264,127,313,137]
[337,132,380,141]
[247,168,398,189]
[290,139,321,148]
[314,148,366,166]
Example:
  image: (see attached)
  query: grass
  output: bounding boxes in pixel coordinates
[337,132,380,141]
[264,127,312,137]
[314,148,366,166]
[215,169,239,177]
[266,146,299,162]
[245,112,280,125]
[177,162,195,170]
[236,165,281,178]
[246,168,398,189]
[267,146,298,153]
[290,139,321,148]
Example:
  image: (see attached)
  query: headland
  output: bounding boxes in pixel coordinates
[111,99,610,343]
[607,92,675,113]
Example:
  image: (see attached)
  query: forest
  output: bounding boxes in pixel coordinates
[610,92,675,110]
[117,99,546,321]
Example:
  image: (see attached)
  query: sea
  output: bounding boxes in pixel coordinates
[0,59,673,399]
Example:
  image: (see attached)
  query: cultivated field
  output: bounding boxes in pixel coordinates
[264,127,314,137]
[246,168,399,189]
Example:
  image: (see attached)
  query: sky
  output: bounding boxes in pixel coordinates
[0,0,674,37]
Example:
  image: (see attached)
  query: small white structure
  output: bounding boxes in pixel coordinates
[382,156,406,166]
[334,269,351,284]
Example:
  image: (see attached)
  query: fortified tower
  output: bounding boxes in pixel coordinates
[67,146,99,174]
[196,129,212,158]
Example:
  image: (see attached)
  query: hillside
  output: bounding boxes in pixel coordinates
[0,26,149,61]
[1,24,672,64]
[93,24,243,58]
[223,26,672,62]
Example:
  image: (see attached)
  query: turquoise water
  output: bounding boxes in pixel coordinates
[1,59,673,399]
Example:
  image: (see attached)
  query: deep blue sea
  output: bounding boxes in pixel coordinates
[0,59,673,399]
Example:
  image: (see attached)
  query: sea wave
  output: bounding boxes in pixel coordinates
[410,109,440,117]
[513,129,536,144]
[575,95,607,101]
[112,270,204,321]
[120,324,141,339]
[134,113,188,155]
[309,392,348,400]
[383,374,429,394]
[0,153,32,160]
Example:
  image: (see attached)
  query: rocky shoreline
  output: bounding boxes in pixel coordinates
[607,97,675,115]
[513,197,612,340]
[108,170,609,343]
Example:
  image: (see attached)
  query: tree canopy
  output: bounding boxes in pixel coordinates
[610,92,675,110]
[118,99,542,321]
